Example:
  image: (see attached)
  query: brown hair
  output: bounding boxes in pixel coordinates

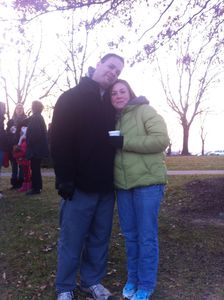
[12,103,26,119]
[110,79,137,99]
[100,53,124,65]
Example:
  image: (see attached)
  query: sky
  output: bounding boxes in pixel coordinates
[0,1,224,154]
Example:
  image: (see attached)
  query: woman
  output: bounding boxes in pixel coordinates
[6,103,26,189]
[23,100,49,195]
[109,80,169,300]
[0,102,8,199]
[13,126,32,192]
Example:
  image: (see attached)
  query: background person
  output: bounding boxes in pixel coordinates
[0,102,8,199]
[13,126,32,192]
[50,53,124,300]
[23,100,49,195]
[110,79,169,300]
[6,103,27,189]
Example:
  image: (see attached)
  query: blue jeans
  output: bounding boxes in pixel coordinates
[0,150,3,168]
[0,150,3,192]
[117,184,165,291]
[10,157,23,181]
[56,189,115,293]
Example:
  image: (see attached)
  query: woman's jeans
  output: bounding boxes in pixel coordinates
[0,150,3,168]
[10,157,23,186]
[0,150,3,190]
[117,184,165,291]
[56,189,115,293]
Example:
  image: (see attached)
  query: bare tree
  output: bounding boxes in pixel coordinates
[156,18,224,155]
[0,20,62,117]
[12,0,224,61]
[135,0,223,62]
[199,116,208,156]
[56,11,96,89]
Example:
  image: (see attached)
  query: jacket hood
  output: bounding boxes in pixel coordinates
[115,96,149,121]
[127,96,149,106]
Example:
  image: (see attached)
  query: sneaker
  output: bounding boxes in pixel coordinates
[131,289,154,300]
[122,283,137,299]
[81,283,112,300]
[57,290,76,300]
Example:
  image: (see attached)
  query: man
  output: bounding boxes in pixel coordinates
[50,53,124,300]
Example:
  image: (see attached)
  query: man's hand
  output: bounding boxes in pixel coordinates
[58,182,75,200]
[108,135,123,149]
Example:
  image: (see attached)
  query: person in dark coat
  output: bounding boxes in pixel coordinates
[0,102,8,199]
[23,100,49,195]
[50,53,124,300]
[6,103,27,189]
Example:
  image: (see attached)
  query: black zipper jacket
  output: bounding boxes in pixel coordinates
[50,77,116,193]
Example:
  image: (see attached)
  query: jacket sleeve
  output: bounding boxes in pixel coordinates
[50,91,79,185]
[123,106,170,154]
[0,116,9,151]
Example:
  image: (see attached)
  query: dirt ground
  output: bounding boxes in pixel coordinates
[182,177,224,220]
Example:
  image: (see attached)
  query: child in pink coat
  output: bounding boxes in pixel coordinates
[13,127,32,192]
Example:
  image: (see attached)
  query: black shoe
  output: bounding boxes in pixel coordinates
[26,189,41,195]
[10,186,17,190]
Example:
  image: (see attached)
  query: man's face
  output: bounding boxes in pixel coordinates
[92,57,124,89]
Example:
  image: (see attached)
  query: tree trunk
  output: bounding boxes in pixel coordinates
[201,139,205,156]
[181,125,190,155]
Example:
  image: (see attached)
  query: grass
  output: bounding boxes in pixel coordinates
[1,157,224,299]
[166,155,224,170]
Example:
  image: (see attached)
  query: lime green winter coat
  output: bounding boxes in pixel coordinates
[114,96,170,190]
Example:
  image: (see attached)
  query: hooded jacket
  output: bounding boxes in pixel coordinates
[114,96,169,189]
[50,77,116,193]
[24,112,49,160]
[6,113,27,153]
[0,115,8,152]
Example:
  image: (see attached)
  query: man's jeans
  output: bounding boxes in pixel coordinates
[0,150,3,168]
[0,151,3,182]
[56,189,115,293]
[10,157,23,181]
[117,184,165,291]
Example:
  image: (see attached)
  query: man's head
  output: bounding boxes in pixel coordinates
[92,53,124,89]
[32,100,44,114]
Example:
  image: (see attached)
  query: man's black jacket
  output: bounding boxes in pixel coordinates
[50,77,116,193]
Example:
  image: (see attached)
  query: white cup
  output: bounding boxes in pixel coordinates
[108,130,121,136]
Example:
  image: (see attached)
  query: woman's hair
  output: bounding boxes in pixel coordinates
[110,79,137,99]
[0,101,5,116]
[32,100,44,114]
[12,103,26,119]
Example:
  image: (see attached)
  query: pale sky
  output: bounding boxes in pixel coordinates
[1,1,224,153]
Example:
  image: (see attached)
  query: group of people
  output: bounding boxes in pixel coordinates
[0,101,49,198]
[0,52,169,300]
[50,53,170,300]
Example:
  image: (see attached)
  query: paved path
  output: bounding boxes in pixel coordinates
[2,170,224,177]
[167,170,224,175]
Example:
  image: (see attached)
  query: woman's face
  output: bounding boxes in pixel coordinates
[15,104,24,116]
[111,82,131,111]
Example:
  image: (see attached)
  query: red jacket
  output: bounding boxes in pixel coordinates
[13,139,30,166]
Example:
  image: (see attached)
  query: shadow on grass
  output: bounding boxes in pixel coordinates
[1,175,224,299]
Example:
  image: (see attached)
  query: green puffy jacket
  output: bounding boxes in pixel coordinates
[114,96,170,189]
